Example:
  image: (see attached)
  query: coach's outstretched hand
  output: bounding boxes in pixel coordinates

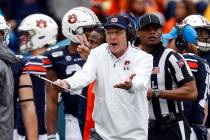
[113,74,136,90]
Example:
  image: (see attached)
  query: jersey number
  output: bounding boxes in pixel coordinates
[66,64,82,75]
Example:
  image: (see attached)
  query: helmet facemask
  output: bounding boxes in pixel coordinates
[74,25,99,35]
[0,15,10,47]
[19,30,35,52]
[0,28,9,48]
[183,15,210,52]
[195,27,210,52]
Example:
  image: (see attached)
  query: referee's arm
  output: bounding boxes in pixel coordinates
[157,80,197,100]
[159,52,197,100]
[148,52,198,101]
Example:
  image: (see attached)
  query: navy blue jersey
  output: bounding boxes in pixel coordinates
[200,52,210,127]
[200,52,210,66]
[183,53,209,124]
[44,45,87,116]
[16,55,48,135]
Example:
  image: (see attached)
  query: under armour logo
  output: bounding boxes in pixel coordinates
[36,19,47,28]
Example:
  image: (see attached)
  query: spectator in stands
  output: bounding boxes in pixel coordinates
[163,1,196,33]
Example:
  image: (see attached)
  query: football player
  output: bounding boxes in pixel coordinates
[44,7,101,140]
[15,13,58,140]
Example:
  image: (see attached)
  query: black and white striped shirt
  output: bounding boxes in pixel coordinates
[149,45,194,120]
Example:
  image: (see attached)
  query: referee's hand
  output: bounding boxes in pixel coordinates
[113,74,136,90]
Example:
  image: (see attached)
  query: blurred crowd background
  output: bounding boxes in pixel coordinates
[0,0,209,53]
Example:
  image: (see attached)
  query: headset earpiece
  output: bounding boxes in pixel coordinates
[175,25,187,52]
[123,16,136,44]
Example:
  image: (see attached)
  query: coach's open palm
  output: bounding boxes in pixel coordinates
[113,74,136,90]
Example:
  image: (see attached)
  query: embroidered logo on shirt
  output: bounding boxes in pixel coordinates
[123,60,130,70]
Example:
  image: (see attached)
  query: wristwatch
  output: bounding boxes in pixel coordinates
[153,89,160,98]
[47,134,57,140]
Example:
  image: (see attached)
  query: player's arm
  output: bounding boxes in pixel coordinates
[203,101,208,125]
[18,74,38,140]
[45,69,60,136]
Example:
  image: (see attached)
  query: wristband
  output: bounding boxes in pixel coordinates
[153,89,160,98]
[47,134,56,140]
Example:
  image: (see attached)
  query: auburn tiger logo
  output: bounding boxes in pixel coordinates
[68,14,77,24]
[36,19,47,28]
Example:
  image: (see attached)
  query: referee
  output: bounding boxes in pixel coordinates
[137,13,198,140]
[163,24,209,140]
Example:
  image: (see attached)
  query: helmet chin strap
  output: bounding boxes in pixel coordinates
[198,41,210,52]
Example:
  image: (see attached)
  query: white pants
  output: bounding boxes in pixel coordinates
[65,114,83,140]
[190,127,210,140]
[13,129,47,140]
[190,127,198,140]
[208,128,210,139]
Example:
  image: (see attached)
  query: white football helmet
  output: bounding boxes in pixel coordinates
[0,15,10,46]
[183,15,210,52]
[18,14,58,52]
[62,7,101,44]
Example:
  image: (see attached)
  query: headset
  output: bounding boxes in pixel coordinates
[104,15,136,44]
[123,16,136,44]
[175,25,188,52]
